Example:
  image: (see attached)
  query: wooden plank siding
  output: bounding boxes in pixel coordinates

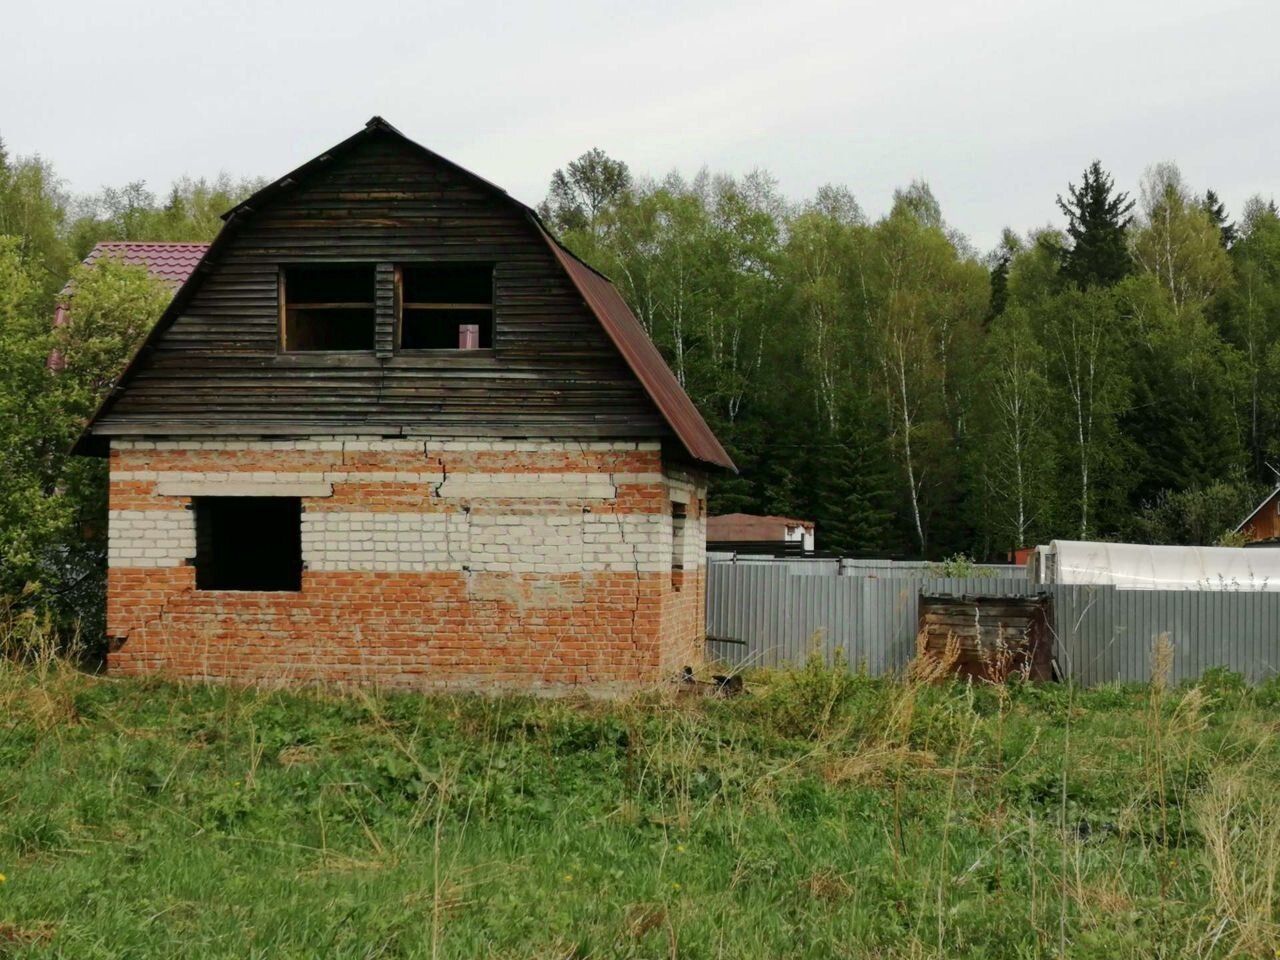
[89,135,669,441]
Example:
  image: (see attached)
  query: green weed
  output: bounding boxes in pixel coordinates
[1,651,1278,958]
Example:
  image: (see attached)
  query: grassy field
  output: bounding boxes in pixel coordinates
[3,648,1280,959]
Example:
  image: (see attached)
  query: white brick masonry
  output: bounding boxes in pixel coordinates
[674,515,708,573]
[108,509,196,568]
[302,511,678,573]
[109,438,705,574]
[303,512,460,572]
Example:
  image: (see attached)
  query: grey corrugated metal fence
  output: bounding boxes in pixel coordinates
[707,553,1024,579]
[705,563,1280,685]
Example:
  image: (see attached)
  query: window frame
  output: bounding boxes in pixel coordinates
[277,262,378,354]
[394,261,497,353]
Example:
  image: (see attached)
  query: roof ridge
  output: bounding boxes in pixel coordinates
[95,241,211,247]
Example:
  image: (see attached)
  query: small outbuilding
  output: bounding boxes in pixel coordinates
[1236,486,1280,545]
[707,514,815,554]
[918,594,1054,682]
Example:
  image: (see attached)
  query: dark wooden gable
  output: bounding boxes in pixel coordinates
[83,129,669,444]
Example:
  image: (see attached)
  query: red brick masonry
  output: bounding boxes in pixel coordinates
[106,439,708,691]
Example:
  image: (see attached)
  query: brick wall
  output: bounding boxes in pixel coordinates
[106,438,708,691]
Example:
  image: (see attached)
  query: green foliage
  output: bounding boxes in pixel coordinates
[545,152,1280,557]
[0,239,167,642]
[1202,188,1237,249]
[973,306,1055,548]
[1130,475,1268,546]
[0,151,254,644]
[66,174,267,258]
[0,143,71,304]
[1194,665,1247,701]
[926,553,991,578]
[537,148,632,237]
[761,647,861,738]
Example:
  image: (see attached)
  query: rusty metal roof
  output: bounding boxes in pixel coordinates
[707,514,813,542]
[537,226,735,472]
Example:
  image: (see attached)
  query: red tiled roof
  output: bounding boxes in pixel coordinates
[62,242,208,296]
[707,514,814,542]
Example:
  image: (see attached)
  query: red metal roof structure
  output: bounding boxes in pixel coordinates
[52,242,209,371]
[707,514,814,542]
[76,118,736,471]
[61,242,209,296]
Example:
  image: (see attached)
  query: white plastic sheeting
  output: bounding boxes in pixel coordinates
[1035,540,1280,591]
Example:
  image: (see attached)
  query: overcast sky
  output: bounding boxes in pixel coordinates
[4,0,1277,251]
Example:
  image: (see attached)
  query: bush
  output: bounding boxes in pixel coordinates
[762,648,862,739]
[1195,665,1247,702]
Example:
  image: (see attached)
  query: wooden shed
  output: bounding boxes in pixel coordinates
[917,594,1055,682]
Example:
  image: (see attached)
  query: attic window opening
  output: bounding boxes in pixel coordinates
[281,264,375,351]
[398,263,493,350]
[194,497,302,591]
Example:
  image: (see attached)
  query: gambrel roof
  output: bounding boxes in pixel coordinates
[75,117,734,472]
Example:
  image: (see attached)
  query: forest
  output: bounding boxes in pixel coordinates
[539,154,1280,562]
[1,135,1278,633]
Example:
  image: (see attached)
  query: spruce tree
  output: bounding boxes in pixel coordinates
[987,251,1011,323]
[1056,161,1135,288]
[1202,189,1237,248]
[811,423,897,556]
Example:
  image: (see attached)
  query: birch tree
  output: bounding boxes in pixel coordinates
[975,307,1053,548]
[1131,163,1231,316]
[862,199,986,554]
[1031,287,1130,538]
[1222,199,1280,467]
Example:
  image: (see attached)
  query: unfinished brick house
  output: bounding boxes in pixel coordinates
[75,117,735,691]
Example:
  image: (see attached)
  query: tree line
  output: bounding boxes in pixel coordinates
[541,152,1280,558]
[0,134,1277,637]
[0,140,263,637]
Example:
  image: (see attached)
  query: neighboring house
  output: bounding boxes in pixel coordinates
[1236,487,1280,545]
[707,513,815,554]
[75,117,735,691]
[50,242,208,369]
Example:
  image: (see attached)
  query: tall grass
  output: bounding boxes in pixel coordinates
[2,629,1280,958]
